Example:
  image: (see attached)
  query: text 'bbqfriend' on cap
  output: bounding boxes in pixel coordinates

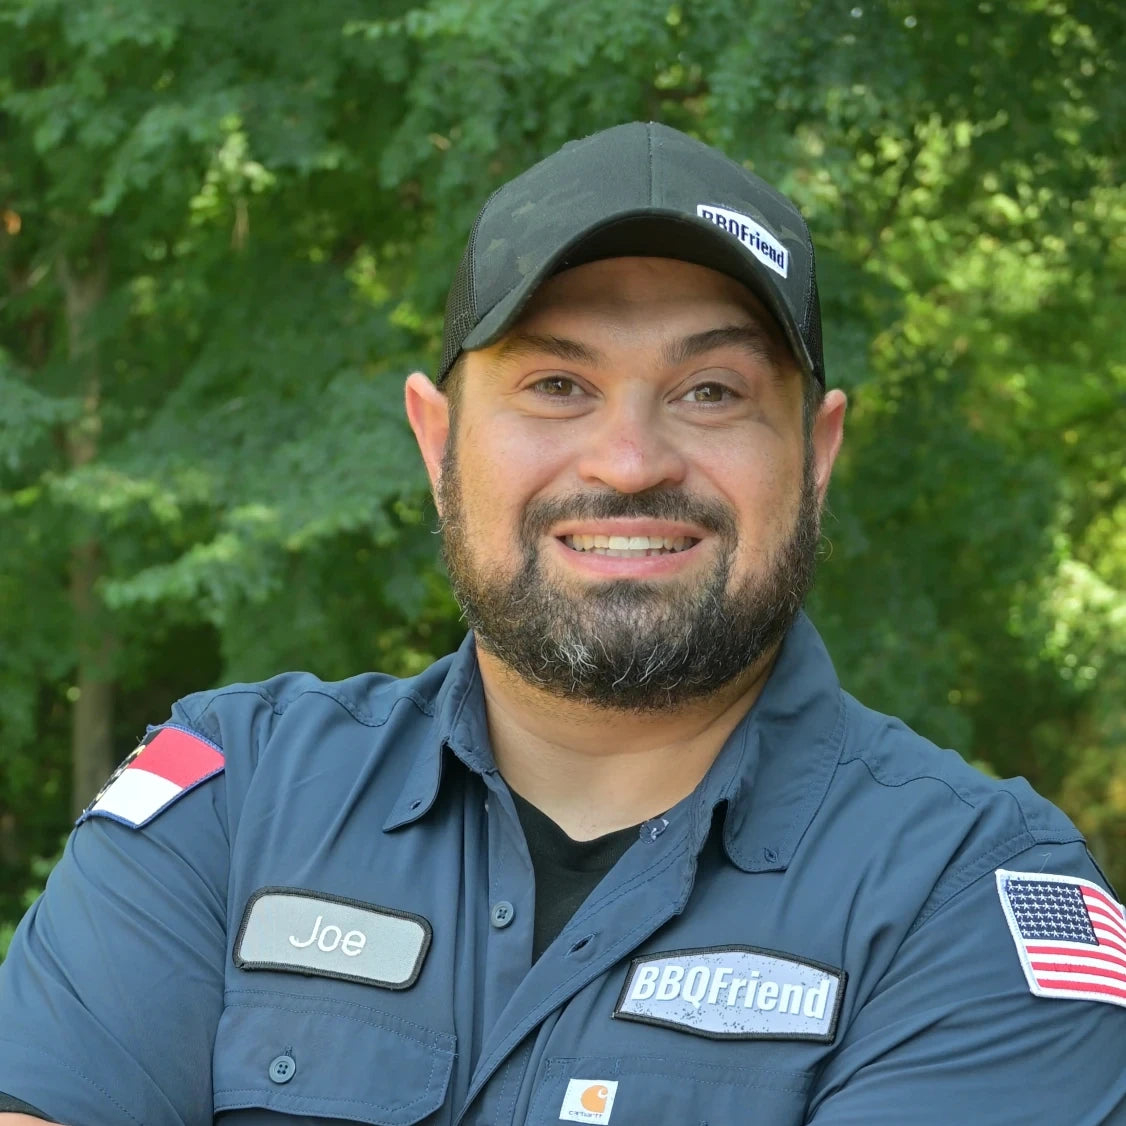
[438,121,825,387]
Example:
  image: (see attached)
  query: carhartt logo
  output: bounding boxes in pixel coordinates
[559,1078,618,1123]
[581,1086,608,1112]
[696,204,789,278]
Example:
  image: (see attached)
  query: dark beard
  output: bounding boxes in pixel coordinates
[438,443,821,713]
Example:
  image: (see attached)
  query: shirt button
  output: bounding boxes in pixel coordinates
[268,1054,296,1084]
[491,900,515,928]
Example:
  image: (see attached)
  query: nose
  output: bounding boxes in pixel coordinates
[574,396,688,494]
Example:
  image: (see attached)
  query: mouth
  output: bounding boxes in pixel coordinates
[559,534,700,558]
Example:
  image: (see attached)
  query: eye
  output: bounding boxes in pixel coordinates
[531,374,583,397]
[680,381,735,404]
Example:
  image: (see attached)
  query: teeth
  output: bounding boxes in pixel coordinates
[563,535,696,555]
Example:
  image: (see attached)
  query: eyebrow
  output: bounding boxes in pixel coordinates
[493,332,605,367]
[661,325,782,372]
[492,323,785,375]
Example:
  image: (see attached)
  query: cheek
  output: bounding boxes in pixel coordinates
[453,416,567,541]
[701,441,803,548]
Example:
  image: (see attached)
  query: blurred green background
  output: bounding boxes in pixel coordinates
[1,0,1123,951]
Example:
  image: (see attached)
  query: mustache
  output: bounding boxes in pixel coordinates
[520,488,736,540]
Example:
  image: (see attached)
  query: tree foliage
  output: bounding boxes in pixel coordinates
[1,0,1123,930]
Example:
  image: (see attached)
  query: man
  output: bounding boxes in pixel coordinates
[0,122,1123,1125]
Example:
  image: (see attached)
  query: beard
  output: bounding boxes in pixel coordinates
[438,442,821,713]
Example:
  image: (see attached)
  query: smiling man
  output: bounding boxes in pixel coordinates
[406,253,838,846]
[1,122,1124,1126]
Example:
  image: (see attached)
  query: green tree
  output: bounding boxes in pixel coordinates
[1,0,1123,934]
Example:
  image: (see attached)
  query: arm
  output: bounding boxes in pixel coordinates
[807,841,1126,1125]
[0,720,230,1126]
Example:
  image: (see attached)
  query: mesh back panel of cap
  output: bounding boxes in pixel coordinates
[440,184,506,381]
[440,245,478,382]
[805,272,824,386]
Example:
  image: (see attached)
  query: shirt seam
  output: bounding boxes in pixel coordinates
[835,752,978,810]
[906,816,1085,937]
[214,1083,441,1114]
[904,828,1040,938]
[222,989,452,1044]
[187,684,435,731]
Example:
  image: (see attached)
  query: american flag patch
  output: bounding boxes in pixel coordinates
[996,868,1126,1008]
[79,725,224,829]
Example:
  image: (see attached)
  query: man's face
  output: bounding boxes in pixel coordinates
[426,257,842,711]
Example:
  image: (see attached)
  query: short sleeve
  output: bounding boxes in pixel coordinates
[807,841,1126,1125]
[0,715,230,1126]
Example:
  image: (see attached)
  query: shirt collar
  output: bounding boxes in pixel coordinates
[382,632,491,831]
[384,613,846,864]
[707,612,846,872]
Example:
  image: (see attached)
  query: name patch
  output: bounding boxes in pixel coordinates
[613,945,845,1041]
[696,204,789,277]
[234,887,431,989]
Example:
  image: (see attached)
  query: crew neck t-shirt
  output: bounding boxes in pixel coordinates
[508,788,641,960]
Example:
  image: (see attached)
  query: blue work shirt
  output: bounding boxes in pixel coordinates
[1,614,1124,1124]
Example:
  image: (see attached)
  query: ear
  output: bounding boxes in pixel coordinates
[404,372,450,500]
[810,388,847,505]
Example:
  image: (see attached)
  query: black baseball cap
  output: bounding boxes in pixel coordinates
[438,121,824,386]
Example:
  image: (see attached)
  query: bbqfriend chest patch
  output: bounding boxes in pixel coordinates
[613,945,846,1041]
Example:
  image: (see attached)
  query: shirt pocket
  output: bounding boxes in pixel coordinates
[213,990,455,1124]
[529,1054,811,1126]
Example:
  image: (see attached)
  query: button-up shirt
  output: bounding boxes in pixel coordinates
[1,614,1124,1124]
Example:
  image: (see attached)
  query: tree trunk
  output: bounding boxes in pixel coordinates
[59,242,115,817]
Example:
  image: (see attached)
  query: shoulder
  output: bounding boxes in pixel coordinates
[832,690,1090,918]
[838,690,1077,832]
[77,650,465,841]
[171,654,458,761]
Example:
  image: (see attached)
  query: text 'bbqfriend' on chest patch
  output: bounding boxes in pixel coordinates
[613,945,845,1041]
[234,887,431,989]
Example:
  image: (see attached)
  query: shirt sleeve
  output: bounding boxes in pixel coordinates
[0,714,230,1126]
[806,841,1126,1125]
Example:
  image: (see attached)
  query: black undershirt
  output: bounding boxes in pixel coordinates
[0,1093,48,1118]
[509,788,641,960]
[0,796,641,1119]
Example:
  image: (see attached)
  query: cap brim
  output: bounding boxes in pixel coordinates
[458,211,817,382]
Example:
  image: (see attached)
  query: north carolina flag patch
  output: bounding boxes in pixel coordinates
[79,725,224,829]
[996,868,1126,1008]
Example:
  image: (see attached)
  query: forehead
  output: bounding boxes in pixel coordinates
[509,256,787,345]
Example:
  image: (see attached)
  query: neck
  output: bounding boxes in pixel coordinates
[476,645,778,840]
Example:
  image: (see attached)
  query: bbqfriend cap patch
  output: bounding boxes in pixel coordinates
[234,887,432,990]
[613,945,845,1041]
[696,204,789,278]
